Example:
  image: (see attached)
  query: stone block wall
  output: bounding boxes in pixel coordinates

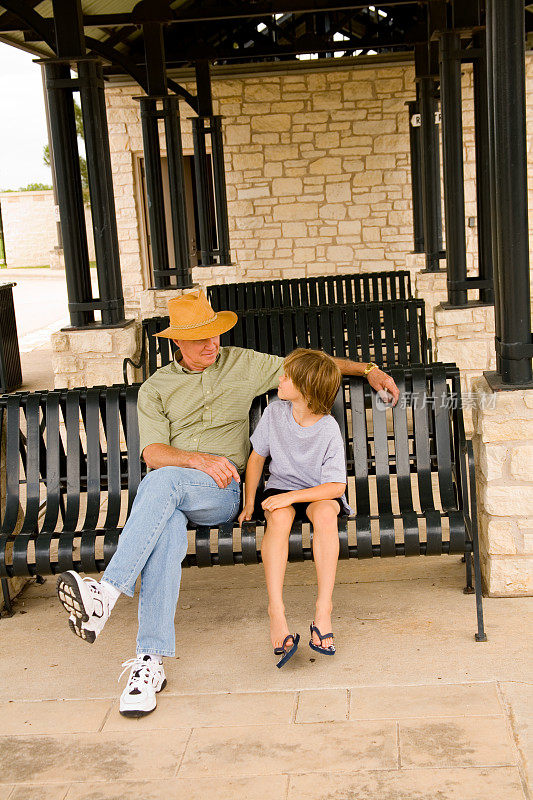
[0,190,95,267]
[104,57,533,321]
[51,321,139,389]
[472,378,533,596]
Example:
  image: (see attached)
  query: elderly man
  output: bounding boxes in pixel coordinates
[56,290,399,717]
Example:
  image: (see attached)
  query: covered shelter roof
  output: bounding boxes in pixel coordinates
[1,1,532,84]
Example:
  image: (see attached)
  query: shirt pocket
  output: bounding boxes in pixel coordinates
[211,381,252,423]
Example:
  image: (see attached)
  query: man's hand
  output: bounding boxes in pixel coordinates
[261,493,294,512]
[238,504,254,526]
[188,453,240,488]
[366,367,400,407]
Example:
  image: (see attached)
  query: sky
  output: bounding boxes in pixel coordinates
[0,43,52,190]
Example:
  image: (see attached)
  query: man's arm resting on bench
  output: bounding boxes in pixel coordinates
[332,357,400,406]
[142,443,240,488]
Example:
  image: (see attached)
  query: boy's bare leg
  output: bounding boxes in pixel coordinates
[307,500,340,649]
[262,506,296,650]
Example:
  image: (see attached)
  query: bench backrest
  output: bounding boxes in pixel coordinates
[207,270,413,310]
[0,364,466,575]
[125,299,429,383]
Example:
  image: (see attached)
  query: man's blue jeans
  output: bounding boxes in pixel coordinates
[102,466,241,657]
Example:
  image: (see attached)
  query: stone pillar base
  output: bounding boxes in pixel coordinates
[472,376,533,597]
[51,320,140,389]
[434,303,496,435]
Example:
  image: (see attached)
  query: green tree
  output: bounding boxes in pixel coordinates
[19,182,53,191]
[43,99,89,203]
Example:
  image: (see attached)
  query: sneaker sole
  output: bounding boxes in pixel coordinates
[68,615,96,644]
[56,572,90,623]
[119,678,167,718]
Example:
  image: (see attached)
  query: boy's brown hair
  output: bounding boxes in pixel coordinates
[283,348,341,415]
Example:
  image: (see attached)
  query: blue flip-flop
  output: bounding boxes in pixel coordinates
[309,623,336,655]
[274,633,300,668]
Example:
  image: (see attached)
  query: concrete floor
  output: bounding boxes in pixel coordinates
[2,280,531,799]
[0,556,531,800]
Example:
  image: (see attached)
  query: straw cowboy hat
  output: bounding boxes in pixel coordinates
[154,290,238,340]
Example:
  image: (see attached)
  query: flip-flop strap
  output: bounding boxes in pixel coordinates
[310,624,334,642]
[274,634,295,655]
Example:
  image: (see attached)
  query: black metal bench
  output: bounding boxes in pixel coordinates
[206,270,413,310]
[0,365,486,641]
[123,299,431,383]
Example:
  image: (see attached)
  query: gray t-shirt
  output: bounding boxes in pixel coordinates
[250,399,352,514]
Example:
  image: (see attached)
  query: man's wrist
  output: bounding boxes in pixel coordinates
[363,361,378,376]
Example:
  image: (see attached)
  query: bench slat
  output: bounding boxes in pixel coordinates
[84,387,103,531]
[42,393,62,534]
[103,388,123,532]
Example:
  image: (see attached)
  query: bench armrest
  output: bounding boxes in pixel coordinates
[123,338,147,385]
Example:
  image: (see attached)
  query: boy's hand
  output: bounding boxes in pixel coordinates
[261,493,294,512]
[238,505,254,526]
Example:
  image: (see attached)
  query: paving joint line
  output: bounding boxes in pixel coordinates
[291,691,300,723]
[98,699,116,733]
[496,680,532,800]
[174,727,193,777]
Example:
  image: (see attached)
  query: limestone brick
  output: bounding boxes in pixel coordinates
[244,84,281,102]
[273,203,318,221]
[309,157,342,175]
[319,204,347,220]
[481,484,533,517]
[326,245,353,263]
[476,442,509,481]
[509,445,533,480]
[272,177,303,196]
[480,518,518,555]
[312,91,342,110]
[436,340,489,369]
[251,114,291,132]
[483,555,533,596]
[225,124,251,145]
[325,182,351,203]
[342,81,375,101]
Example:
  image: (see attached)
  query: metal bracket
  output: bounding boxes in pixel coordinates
[495,336,533,361]
[411,113,421,127]
[434,110,442,124]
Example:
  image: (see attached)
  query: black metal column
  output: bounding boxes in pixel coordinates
[191,116,213,266]
[407,96,424,253]
[486,0,503,372]
[139,20,192,289]
[439,31,467,307]
[418,76,442,272]
[44,61,93,327]
[487,0,533,385]
[140,97,170,286]
[191,60,231,267]
[78,59,125,324]
[210,116,231,266]
[472,32,494,305]
[163,95,193,288]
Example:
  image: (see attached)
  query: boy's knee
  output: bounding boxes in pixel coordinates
[309,502,339,528]
[266,507,295,528]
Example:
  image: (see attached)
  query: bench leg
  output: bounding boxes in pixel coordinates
[472,554,487,642]
[463,552,474,594]
[1,578,14,618]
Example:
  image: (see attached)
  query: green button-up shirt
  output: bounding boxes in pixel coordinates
[137,346,285,473]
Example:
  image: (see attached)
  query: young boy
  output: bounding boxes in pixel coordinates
[238,348,351,667]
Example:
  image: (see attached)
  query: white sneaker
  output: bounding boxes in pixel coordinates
[119,655,167,718]
[56,571,111,644]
